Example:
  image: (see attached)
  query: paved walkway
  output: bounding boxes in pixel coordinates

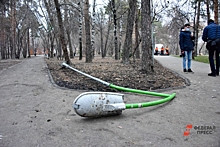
[0,56,219,147]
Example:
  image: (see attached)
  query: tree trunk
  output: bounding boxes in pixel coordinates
[67,30,74,58]
[135,9,140,59]
[32,35,35,56]
[54,0,71,64]
[206,0,210,20]
[84,0,92,63]
[64,1,73,59]
[78,2,83,60]
[22,31,27,58]
[122,0,137,64]
[56,38,62,60]
[100,26,104,58]
[194,1,201,57]
[50,34,54,58]
[91,0,96,58]
[214,0,218,24]
[0,8,6,59]
[118,17,123,60]
[44,0,56,58]
[10,0,16,59]
[112,0,119,60]
[16,29,22,59]
[27,27,31,58]
[104,15,111,58]
[141,0,153,73]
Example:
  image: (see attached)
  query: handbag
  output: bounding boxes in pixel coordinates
[214,38,220,46]
[206,40,212,50]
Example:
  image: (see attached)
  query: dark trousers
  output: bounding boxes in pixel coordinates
[208,46,219,75]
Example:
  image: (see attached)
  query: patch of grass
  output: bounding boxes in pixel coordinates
[193,56,209,64]
[171,55,210,64]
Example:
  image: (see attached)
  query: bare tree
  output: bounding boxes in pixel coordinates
[96,9,105,58]
[194,0,201,57]
[84,0,92,63]
[44,0,59,58]
[0,0,8,59]
[134,9,141,59]
[54,0,71,64]
[104,14,112,57]
[91,0,96,58]
[141,0,153,72]
[122,0,137,64]
[78,1,83,60]
[111,0,119,60]
[206,0,211,20]
[213,0,218,24]
[10,0,16,59]
[63,2,74,58]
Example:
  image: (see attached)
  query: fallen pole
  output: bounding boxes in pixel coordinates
[62,62,176,117]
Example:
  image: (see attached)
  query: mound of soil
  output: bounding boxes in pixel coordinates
[45,57,187,92]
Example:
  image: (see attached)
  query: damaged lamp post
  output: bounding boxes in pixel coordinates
[62,63,176,117]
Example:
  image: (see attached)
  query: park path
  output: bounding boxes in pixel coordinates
[0,55,219,147]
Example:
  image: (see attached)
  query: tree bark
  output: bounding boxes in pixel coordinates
[67,30,74,58]
[112,0,119,60]
[135,9,140,59]
[10,0,16,59]
[27,27,31,58]
[84,0,92,62]
[194,1,201,57]
[44,0,55,58]
[91,0,96,58]
[100,24,104,58]
[22,30,27,58]
[78,2,83,60]
[141,0,153,73]
[104,15,111,58]
[49,34,54,58]
[122,0,137,64]
[206,0,210,20]
[54,0,71,64]
[214,0,218,24]
[0,7,6,59]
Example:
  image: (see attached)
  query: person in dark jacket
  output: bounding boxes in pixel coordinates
[179,23,195,73]
[202,19,220,77]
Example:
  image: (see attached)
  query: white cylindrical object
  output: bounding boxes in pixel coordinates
[73,92,125,117]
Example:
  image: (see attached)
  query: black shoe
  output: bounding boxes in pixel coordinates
[188,69,194,73]
[208,73,216,77]
[183,69,187,72]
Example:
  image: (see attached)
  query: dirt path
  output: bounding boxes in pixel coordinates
[0,56,219,147]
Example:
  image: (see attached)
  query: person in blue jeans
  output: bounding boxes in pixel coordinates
[179,23,195,73]
[202,19,220,77]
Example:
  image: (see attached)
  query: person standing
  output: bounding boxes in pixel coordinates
[161,46,164,55]
[179,23,195,73]
[165,46,169,55]
[202,19,220,77]
[155,47,158,55]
